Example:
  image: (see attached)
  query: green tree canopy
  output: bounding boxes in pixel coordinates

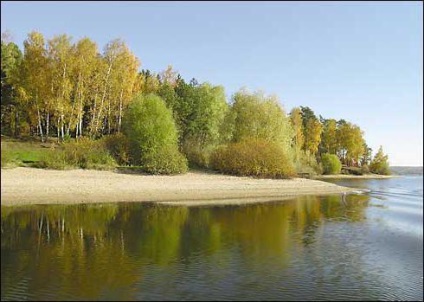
[289,107,304,152]
[1,39,23,135]
[230,89,293,152]
[300,106,322,155]
[337,121,365,166]
[122,93,187,174]
[321,153,342,175]
[369,146,390,175]
[320,118,338,155]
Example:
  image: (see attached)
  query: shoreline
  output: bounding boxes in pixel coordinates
[314,174,395,179]
[1,167,360,207]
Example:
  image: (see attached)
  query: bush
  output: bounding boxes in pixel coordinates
[210,139,295,179]
[342,166,363,175]
[37,138,117,170]
[36,149,69,170]
[360,164,370,174]
[182,139,215,169]
[123,93,188,174]
[295,150,322,176]
[370,162,390,175]
[321,153,342,175]
[102,133,131,166]
[143,145,188,174]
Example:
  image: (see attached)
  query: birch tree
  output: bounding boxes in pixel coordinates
[47,34,73,141]
[320,118,338,155]
[107,42,140,133]
[70,37,99,138]
[20,31,50,142]
[289,107,304,154]
[300,106,322,155]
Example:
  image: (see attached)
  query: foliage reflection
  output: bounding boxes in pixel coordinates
[1,194,369,300]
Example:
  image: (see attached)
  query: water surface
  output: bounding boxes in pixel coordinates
[1,176,422,300]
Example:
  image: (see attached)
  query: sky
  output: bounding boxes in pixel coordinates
[1,1,423,166]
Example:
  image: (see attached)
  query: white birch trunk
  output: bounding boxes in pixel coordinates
[36,106,44,143]
[118,88,124,133]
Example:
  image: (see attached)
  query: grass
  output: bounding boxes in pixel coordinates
[1,139,56,168]
[1,136,116,170]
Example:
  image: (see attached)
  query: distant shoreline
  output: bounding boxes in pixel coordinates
[1,167,358,207]
[314,174,396,180]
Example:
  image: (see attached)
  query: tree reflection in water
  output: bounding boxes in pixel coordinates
[1,194,369,300]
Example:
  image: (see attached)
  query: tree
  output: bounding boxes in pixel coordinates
[320,118,338,155]
[107,41,139,134]
[19,31,51,141]
[159,65,178,87]
[137,69,159,95]
[70,37,99,138]
[360,142,372,167]
[289,107,304,152]
[80,38,140,137]
[122,93,187,174]
[369,146,390,175]
[321,153,342,175]
[172,77,196,143]
[157,82,177,112]
[1,40,23,135]
[180,83,229,167]
[303,118,322,155]
[337,121,365,166]
[47,34,74,141]
[184,83,228,147]
[300,106,322,155]
[231,89,293,152]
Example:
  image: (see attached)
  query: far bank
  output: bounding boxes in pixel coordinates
[314,174,395,180]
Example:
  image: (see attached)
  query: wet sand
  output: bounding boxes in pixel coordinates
[1,167,358,207]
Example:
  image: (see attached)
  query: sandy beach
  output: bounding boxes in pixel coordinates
[1,167,358,207]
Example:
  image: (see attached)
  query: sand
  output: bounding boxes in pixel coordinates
[1,167,359,207]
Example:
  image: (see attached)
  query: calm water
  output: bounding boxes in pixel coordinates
[1,176,422,301]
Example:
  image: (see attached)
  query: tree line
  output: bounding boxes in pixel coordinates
[1,31,390,175]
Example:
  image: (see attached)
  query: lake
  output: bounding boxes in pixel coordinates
[1,176,422,301]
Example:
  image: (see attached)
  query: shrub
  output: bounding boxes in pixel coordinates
[36,150,69,170]
[210,139,295,179]
[343,166,363,175]
[321,153,342,175]
[182,138,215,169]
[123,93,188,174]
[370,162,390,175]
[295,150,322,176]
[102,133,131,166]
[143,145,188,175]
[37,138,117,170]
[360,164,370,174]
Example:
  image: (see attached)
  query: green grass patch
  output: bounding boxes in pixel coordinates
[1,137,117,170]
[1,140,55,168]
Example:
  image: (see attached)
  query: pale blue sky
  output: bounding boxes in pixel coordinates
[2,1,422,166]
